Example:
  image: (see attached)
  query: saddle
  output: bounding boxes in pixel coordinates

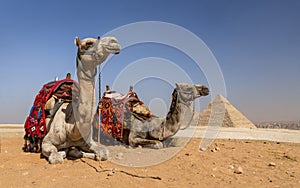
[23,76,79,153]
[93,86,156,141]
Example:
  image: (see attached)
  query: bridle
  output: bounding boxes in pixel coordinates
[76,37,101,80]
[175,87,198,130]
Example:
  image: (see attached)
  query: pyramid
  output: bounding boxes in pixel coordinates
[198,94,256,128]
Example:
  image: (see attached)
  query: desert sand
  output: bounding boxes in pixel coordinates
[1,125,300,188]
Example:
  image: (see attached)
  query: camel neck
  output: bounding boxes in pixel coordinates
[74,63,97,137]
[157,89,182,139]
[76,57,97,80]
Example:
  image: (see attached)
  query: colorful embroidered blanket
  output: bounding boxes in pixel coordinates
[23,78,78,152]
[93,90,155,141]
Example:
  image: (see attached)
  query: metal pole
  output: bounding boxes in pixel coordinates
[98,65,101,143]
[98,66,101,100]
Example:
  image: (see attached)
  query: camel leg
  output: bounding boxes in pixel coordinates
[42,127,67,164]
[131,137,163,149]
[78,144,108,161]
[42,141,65,164]
[66,147,94,160]
[77,135,109,161]
[129,131,163,149]
[66,146,106,160]
[88,141,109,161]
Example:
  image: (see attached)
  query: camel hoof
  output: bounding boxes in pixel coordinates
[153,142,163,149]
[49,152,64,164]
[95,147,109,161]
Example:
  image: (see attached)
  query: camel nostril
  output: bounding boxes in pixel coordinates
[201,88,209,96]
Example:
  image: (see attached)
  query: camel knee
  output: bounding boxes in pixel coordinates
[41,142,58,158]
[48,152,64,164]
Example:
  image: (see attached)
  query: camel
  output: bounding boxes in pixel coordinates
[96,83,209,149]
[41,36,121,164]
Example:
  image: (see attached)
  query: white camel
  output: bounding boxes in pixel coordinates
[42,36,121,164]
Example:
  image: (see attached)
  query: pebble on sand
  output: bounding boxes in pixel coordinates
[234,166,243,174]
[268,162,276,167]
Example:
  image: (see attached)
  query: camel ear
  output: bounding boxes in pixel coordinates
[74,36,80,47]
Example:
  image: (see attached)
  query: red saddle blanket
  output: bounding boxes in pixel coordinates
[23,78,78,152]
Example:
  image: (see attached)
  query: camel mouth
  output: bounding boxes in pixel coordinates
[200,87,210,96]
[113,50,120,54]
[105,42,121,54]
[106,47,121,54]
[194,85,209,96]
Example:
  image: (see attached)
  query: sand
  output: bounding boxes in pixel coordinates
[1,128,300,188]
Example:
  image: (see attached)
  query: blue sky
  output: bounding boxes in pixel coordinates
[0,0,299,123]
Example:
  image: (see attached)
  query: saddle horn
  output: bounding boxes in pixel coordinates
[106,85,110,92]
[129,85,133,92]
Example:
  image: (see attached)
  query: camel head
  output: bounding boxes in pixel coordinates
[75,36,121,66]
[175,83,209,103]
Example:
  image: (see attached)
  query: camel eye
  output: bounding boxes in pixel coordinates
[86,41,94,46]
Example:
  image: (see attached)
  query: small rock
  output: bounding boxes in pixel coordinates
[115,153,123,160]
[185,153,192,156]
[22,171,29,176]
[211,174,215,177]
[287,171,296,177]
[107,169,117,176]
[234,166,243,174]
[268,162,276,167]
[211,147,220,152]
[228,165,234,169]
[199,147,207,151]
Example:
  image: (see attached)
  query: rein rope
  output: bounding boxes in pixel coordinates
[76,57,97,80]
[76,38,101,80]
[175,87,197,130]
